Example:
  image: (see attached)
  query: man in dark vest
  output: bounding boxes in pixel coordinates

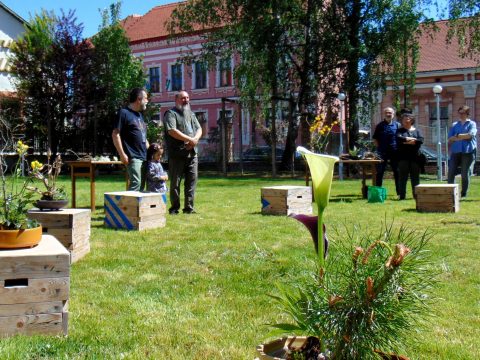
[373,106,400,195]
[112,88,149,191]
[164,91,202,214]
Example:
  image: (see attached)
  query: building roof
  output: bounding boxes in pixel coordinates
[417,19,477,73]
[0,1,26,24]
[122,2,183,43]
[122,4,476,73]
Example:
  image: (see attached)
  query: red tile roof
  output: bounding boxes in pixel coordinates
[122,5,476,73]
[122,2,183,43]
[417,20,477,72]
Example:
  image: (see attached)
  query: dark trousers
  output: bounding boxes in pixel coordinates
[376,152,400,195]
[398,160,420,199]
[168,155,198,212]
[448,152,475,197]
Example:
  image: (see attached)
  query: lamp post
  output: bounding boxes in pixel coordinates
[337,93,346,180]
[433,85,443,180]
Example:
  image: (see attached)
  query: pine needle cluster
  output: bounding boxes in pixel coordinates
[273,222,438,359]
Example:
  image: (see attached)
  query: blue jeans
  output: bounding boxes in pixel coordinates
[448,152,475,196]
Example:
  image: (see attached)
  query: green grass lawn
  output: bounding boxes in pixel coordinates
[1,173,479,359]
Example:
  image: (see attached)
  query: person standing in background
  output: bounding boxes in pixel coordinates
[373,106,400,195]
[396,111,424,200]
[447,105,477,198]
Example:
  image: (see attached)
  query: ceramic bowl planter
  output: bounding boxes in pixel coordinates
[35,199,69,211]
[256,336,410,360]
[0,225,43,249]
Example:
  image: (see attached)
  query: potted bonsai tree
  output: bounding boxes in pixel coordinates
[257,147,437,360]
[0,137,41,249]
[28,152,68,211]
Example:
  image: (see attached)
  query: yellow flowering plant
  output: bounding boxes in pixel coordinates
[0,140,38,229]
[308,115,339,154]
[28,153,67,201]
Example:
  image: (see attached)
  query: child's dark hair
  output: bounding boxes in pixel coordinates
[147,143,163,161]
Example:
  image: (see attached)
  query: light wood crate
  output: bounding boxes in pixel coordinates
[415,184,459,213]
[28,208,91,263]
[0,235,70,337]
[104,191,167,230]
[261,185,312,215]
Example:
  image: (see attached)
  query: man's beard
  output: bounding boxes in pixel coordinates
[176,103,191,112]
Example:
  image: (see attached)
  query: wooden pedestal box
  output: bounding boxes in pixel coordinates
[0,235,70,337]
[415,184,459,213]
[104,191,167,230]
[28,208,91,263]
[261,186,312,215]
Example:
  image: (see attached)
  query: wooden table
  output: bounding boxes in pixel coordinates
[306,159,383,199]
[66,160,126,211]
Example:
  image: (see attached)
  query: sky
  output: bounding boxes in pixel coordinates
[4,0,449,38]
[2,0,182,37]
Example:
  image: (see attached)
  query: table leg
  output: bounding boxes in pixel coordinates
[361,165,368,199]
[371,164,378,186]
[90,164,95,212]
[71,166,76,208]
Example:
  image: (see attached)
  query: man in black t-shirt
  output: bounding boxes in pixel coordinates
[112,88,149,191]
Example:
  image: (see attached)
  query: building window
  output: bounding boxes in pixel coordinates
[171,64,183,91]
[429,105,449,128]
[194,62,207,89]
[195,111,208,138]
[218,57,232,87]
[148,67,160,93]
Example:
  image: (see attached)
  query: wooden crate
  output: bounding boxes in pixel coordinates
[28,208,91,263]
[0,235,70,337]
[415,184,459,213]
[104,191,167,230]
[261,186,312,215]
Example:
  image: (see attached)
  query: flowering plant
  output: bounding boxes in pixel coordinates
[28,153,67,201]
[308,115,338,153]
[0,140,38,229]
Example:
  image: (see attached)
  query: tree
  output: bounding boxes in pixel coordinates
[10,10,93,155]
[90,2,145,154]
[168,0,434,168]
[447,0,480,58]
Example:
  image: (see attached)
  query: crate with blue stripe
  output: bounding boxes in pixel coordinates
[104,191,167,230]
[261,185,312,215]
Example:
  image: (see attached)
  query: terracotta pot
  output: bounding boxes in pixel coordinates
[35,199,69,211]
[0,226,43,249]
[256,336,410,360]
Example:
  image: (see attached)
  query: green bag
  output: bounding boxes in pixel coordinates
[368,186,387,203]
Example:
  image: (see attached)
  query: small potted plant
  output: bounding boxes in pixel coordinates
[28,152,68,211]
[0,139,41,248]
[257,147,437,360]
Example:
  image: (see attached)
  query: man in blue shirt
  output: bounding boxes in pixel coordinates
[373,106,401,195]
[447,105,477,197]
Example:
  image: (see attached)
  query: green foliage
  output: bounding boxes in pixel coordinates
[0,118,38,229]
[90,1,145,154]
[447,0,480,59]
[10,10,93,155]
[272,222,438,359]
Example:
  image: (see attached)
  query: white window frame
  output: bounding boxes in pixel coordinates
[168,61,184,92]
[192,61,209,90]
[216,57,233,88]
[148,65,161,94]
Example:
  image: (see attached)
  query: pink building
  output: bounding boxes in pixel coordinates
[122,3,256,161]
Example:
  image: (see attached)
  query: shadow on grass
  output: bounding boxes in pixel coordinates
[329,194,364,203]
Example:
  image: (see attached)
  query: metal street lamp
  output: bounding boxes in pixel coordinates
[337,93,346,180]
[432,85,443,180]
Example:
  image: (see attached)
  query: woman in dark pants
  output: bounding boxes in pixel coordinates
[447,105,477,198]
[396,112,424,200]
